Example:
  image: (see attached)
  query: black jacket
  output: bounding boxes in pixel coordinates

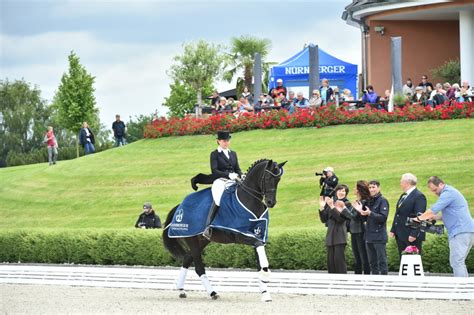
[319,86,334,104]
[210,149,242,180]
[79,127,95,145]
[112,120,126,137]
[135,210,162,229]
[319,174,339,197]
[365,193,389,243]
[319,202,349,246]
[390,188,427,241]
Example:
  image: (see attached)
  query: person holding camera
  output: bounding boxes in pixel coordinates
[361,85,378,104]
[390,173,427,257]
[346,180,371,274]
[416,176,474,277]
[353,180,389,275]
[319,185,352,274]
[135,202,162,229]
[318,166,339,203]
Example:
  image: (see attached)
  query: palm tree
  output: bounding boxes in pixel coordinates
[224,35,272,93]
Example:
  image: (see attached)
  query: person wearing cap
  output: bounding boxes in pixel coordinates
[319,167,339,202]
[135,202,162,229]
[412,86,427,105]
[203,130,242,239]
[269,78,287,99]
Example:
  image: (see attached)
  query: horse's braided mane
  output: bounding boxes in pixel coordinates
[245,158,270,174]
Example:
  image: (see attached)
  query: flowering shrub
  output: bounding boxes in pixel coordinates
[144,102,472,138]
[402,245,420,255]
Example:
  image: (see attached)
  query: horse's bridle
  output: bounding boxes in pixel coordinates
[238,164,283,207]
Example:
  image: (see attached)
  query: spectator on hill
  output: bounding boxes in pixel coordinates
[361,85,378,104]
[459,80,473,101]
[444,82,456,100]
[402,78,415,96]
[432,84,449,106]
[237,96,253,113]
[341,88,354,102]
[44,126,58,166]
[274,91,287,108]
[461,80,472,95]
[241,86,254,104]
[215,97,228,113]
[319,185,351,274]
[79,121,95,155]
[135,202,162,229]
[281,90,296,110]
[319,79,334,105]
[412,86,427,105]
[289,91,309,114]
[269,78,287,99]
[418,75,434,91]
[112,114,126,147]
[309,89,323,109]
[209,90,220,108]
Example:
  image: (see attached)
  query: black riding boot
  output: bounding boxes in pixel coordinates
[203,202,218,240]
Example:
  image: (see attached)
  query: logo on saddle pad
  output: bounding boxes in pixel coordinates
[175,209,184,223]
[254,226,262,236]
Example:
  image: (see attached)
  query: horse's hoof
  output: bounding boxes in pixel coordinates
[179,290,187,298]
[210,291,219,300]
[261,291,272,302]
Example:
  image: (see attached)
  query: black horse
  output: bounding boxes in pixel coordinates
[162,159,286,302]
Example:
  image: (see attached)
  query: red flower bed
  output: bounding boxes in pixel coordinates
[144,102,472,138]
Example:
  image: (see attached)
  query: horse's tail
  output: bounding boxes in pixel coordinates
[162,205,187,259]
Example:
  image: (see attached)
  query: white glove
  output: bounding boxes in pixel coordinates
[229,173,239,180]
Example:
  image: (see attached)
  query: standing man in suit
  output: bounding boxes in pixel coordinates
[203,130,242,239]
[390,173,427,256]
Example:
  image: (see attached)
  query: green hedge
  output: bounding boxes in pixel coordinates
[1,229,472,273]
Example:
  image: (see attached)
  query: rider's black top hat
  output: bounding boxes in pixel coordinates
[217,130,231,140]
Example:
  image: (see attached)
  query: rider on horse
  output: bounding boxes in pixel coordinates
[203,130,242,239]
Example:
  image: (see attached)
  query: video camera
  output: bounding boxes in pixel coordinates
[405,217,444,235]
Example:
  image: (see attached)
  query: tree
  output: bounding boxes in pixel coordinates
[168,40,223,115]
[163,80,215,117]
[53,51,99,157]
[223,35,272,94]
[430,59,460,84]
[0,79,51,167]
[126,113,154,143]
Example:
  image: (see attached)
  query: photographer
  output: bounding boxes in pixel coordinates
[361,85,378,104]
[317,166,339,203]
[416,176,474,277]
[135,202,162,229]
[319,185,351,274]
[353,180,389,275]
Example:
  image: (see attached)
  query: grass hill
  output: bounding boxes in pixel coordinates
[0,119,473,234]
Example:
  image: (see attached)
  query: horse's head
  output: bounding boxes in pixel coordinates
[262,160,286,208]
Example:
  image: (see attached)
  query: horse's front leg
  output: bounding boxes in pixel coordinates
[256,245,272,302]
[187,238,218,299]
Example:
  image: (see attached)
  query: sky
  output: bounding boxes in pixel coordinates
[1,0,361,124]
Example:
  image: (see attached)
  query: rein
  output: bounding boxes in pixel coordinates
[237,165,283,207]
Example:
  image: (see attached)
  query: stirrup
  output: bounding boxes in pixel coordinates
[202,227,212,240]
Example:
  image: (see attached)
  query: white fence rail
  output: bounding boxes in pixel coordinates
[1,265,473,300]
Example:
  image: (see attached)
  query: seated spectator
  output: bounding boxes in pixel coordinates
[459,80,473,101]
[319,78,334,105]
[274,92,287,108]
[237,96,253,112]
[402,78,415,96]
[269,78,287,99]
[255,93,273,112]
[444,82,456,100]
[418,75,434,91]
[282,90,296,110]
[216,97,227,112]
[289,91,309,114]
[425,85,434,106]
[412,86,427,105]
[209,90,220,108]
[135,202,162,229]
[225,98,235,112]
[432,84,449,106]
[309,89,323,109]
[341,88,354,102]
[241,86,254,104]
[361,85,378,104]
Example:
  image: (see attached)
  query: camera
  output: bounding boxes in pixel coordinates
[405,217,444,235]
[315,170,327,177]
[363,90,368,94]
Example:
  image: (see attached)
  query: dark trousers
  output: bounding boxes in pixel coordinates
[351,233,370,274]
[327,244,347,274]
[366,242,388,275]
[395,236,423,258]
